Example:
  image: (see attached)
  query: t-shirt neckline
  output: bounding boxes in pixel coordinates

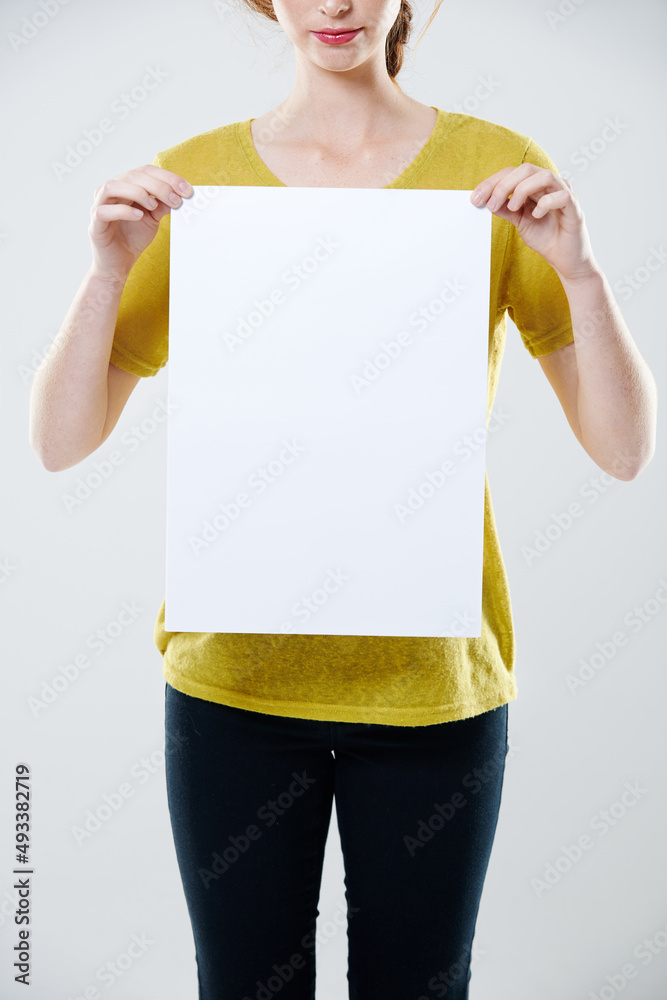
[237,106,449,189]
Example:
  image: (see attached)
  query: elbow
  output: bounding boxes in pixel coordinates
[29,429,55,473]
[602,440,656,482]
[579,408,657,483]
[619,446,656,482]
[28,423,62,473]
[29,413,101,473]
[28,396,64,472]
[39,455,68,474]
[33,450,91,474]
[30,441,66,473]
[29,432,89,473]
[624,372,659,480]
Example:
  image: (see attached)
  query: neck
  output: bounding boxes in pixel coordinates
[275,59,416,146]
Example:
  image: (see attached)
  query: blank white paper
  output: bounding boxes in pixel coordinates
[164,186,491,637]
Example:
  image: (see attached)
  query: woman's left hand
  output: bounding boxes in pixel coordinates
[471,164,599,283]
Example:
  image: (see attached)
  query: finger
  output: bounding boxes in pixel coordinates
[132,162,193,197]
[487,166,554,212]
[88,202,148,237]
[530,188,572,218]
[91,179,162,215]
[470,165,516,204]
[120,167,190,209]
[472,163,539,207]
[92,176,182,214]
[505,171,566,212]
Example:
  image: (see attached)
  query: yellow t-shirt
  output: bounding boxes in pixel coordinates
[110,106,575,726]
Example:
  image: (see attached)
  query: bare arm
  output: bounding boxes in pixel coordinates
[472,165,657,481]
[536,272,658,480]
[29,267,138,472]
[28,163,192,472]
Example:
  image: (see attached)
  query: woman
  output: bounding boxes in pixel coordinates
[30,0,657,996]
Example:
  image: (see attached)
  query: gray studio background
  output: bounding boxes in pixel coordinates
[2,0,666,997]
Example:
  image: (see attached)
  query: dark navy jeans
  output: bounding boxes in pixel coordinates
[164,681,509,1000]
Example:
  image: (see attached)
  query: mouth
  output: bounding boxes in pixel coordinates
[315,26,361,34]
[311,27,364,43]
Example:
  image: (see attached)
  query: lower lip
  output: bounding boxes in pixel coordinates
[311,28,363,44]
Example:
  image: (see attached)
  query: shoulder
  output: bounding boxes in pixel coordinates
[153,120,248,181]
[437,109,557,171]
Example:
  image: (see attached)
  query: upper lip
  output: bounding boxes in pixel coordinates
[313,26,362,34]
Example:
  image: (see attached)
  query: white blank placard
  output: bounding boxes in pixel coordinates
[164,186,491,637]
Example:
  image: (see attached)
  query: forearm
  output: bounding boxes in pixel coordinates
[29,265,129,472]
[558,265,658,481]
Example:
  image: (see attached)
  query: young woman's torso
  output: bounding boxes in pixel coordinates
[249,101,438,188]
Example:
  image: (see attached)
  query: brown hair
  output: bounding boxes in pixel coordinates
[239,0,445,85]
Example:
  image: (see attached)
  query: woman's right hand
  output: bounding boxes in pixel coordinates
[88,164,193,281]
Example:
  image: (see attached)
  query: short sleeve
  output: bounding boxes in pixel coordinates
[108,152,170,377]
[497,137,575,359]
